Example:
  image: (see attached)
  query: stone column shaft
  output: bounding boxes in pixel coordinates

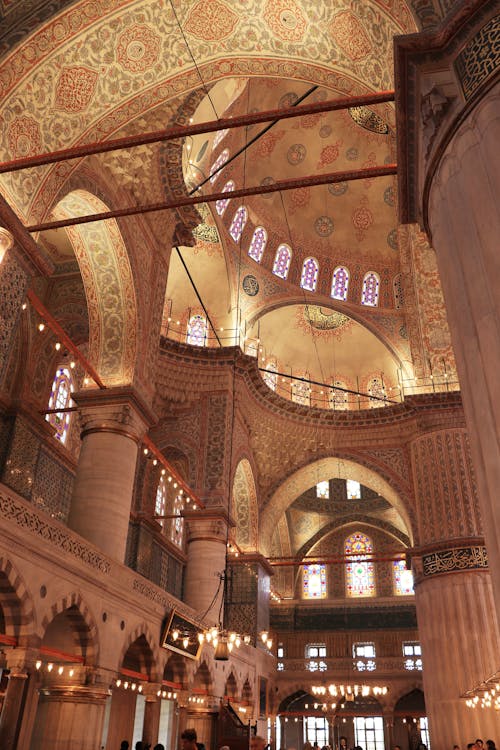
[68,388,154,562]
[0,670,28,750]
[183,507,232,621]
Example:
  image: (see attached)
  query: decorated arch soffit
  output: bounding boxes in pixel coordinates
[259,456,413,556]
[52,191,137,385]
[232,458,259,551]
[0,0,416,219]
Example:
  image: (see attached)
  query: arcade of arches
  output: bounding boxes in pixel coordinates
[0,1,499,750]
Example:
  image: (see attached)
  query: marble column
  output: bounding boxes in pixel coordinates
[183,507,232,620]
[412,563,500,748]
[30,684,110,750]
[410,427,500,748]
[142,693,161,746]
[0,667,28,750]
[67,388,155,562]
[427,81,500,620]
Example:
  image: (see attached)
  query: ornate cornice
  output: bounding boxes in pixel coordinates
[395,0,499,227]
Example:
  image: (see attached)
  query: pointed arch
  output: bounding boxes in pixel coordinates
[345,531,376,598]
[0,555,36,639]
[232,459,258,551]
[273,244,292,279]
[331,266,350,301]
[229,206,247,242]
[300,257,319,291]
[52,190,137,385]
[248,226,267,262]
[40,592,99,666]
[361,272,380,306]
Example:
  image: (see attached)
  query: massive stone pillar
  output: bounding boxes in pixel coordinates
[183,507,231,621]
[427,83,500,618]
[0,667,28,750]
[68,388,155,562]
[30,684,109,750]
[395,2,500,623]
[410,428,500,748]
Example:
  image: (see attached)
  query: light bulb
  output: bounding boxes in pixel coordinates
[172,629,179,641]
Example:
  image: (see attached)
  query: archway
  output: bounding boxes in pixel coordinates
[51,190,138,386]
[260,457,413,555]
[232,458,259,551]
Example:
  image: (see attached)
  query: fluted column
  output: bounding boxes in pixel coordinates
[142,693,161,746]
[183,507,232,621]
[427,81,500,619]
[68,388,155,562]
[0,667,28,750]
[410,428,500,748]
[30,683,109,750]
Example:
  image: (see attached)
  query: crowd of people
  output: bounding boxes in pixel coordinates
[118,730,497,750]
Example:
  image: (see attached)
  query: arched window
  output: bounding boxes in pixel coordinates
[46,366,74,444]
[345,532,375,597]
[155,476,167,528]
[368,376,386,408]
[393,559,414,595]
[171,493,184,547]
[209,148,229,183]
[215,180,234,216]
[303,564,327,599]
[301,257,319,292]
[331,266,349,301]
[212,128,229,150]
[263,359,278,391]
[248,226,267,262]
[329,380,348,410]
[346,479,361,499]
[229,206,247,242]
[316,481,329,499]
[393,274,404,308]
[361,272,380,306]
[273,244,292,279]
[292,378,310,406]
[187,314,208,347]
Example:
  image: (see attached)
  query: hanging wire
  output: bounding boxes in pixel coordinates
[167,0,219,121]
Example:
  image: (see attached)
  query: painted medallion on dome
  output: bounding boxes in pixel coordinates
[185,0,239,41]
[329,11,372,61]
[116,24,161,73]
[54,66,98,112]
[263,0,308,42]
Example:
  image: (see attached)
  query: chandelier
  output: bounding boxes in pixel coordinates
[311,683,388,705]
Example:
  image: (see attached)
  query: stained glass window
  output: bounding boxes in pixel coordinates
[187,314,208,347]
[345,532,375,597]
[393,559,414,595]
[292,378,310,406]
[303,564,326,599]
[346,479,361,499]
[316,481,329,499]
[273,244,292,279]
[171,493,184,547]
[212,128,229,150]
[329,380,348,410]
[155,477,167,528]
[361,272,380,306]
[301,257,319,292]
[215,180,234,216]
[263,360,278,391]
[229,206,247,242]
[248,226,267,262]
[331,266,349,301]
[209,148,229,183]
[368,377,386,408]
[46,367,73,444]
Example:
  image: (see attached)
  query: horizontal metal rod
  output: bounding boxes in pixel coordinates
[258,366,397,404]
[27,165,397,232]
[0,91,394,175]
[269,555,408,567]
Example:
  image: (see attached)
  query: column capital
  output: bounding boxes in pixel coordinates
[73,386,157,442]
[183,505,235,544]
